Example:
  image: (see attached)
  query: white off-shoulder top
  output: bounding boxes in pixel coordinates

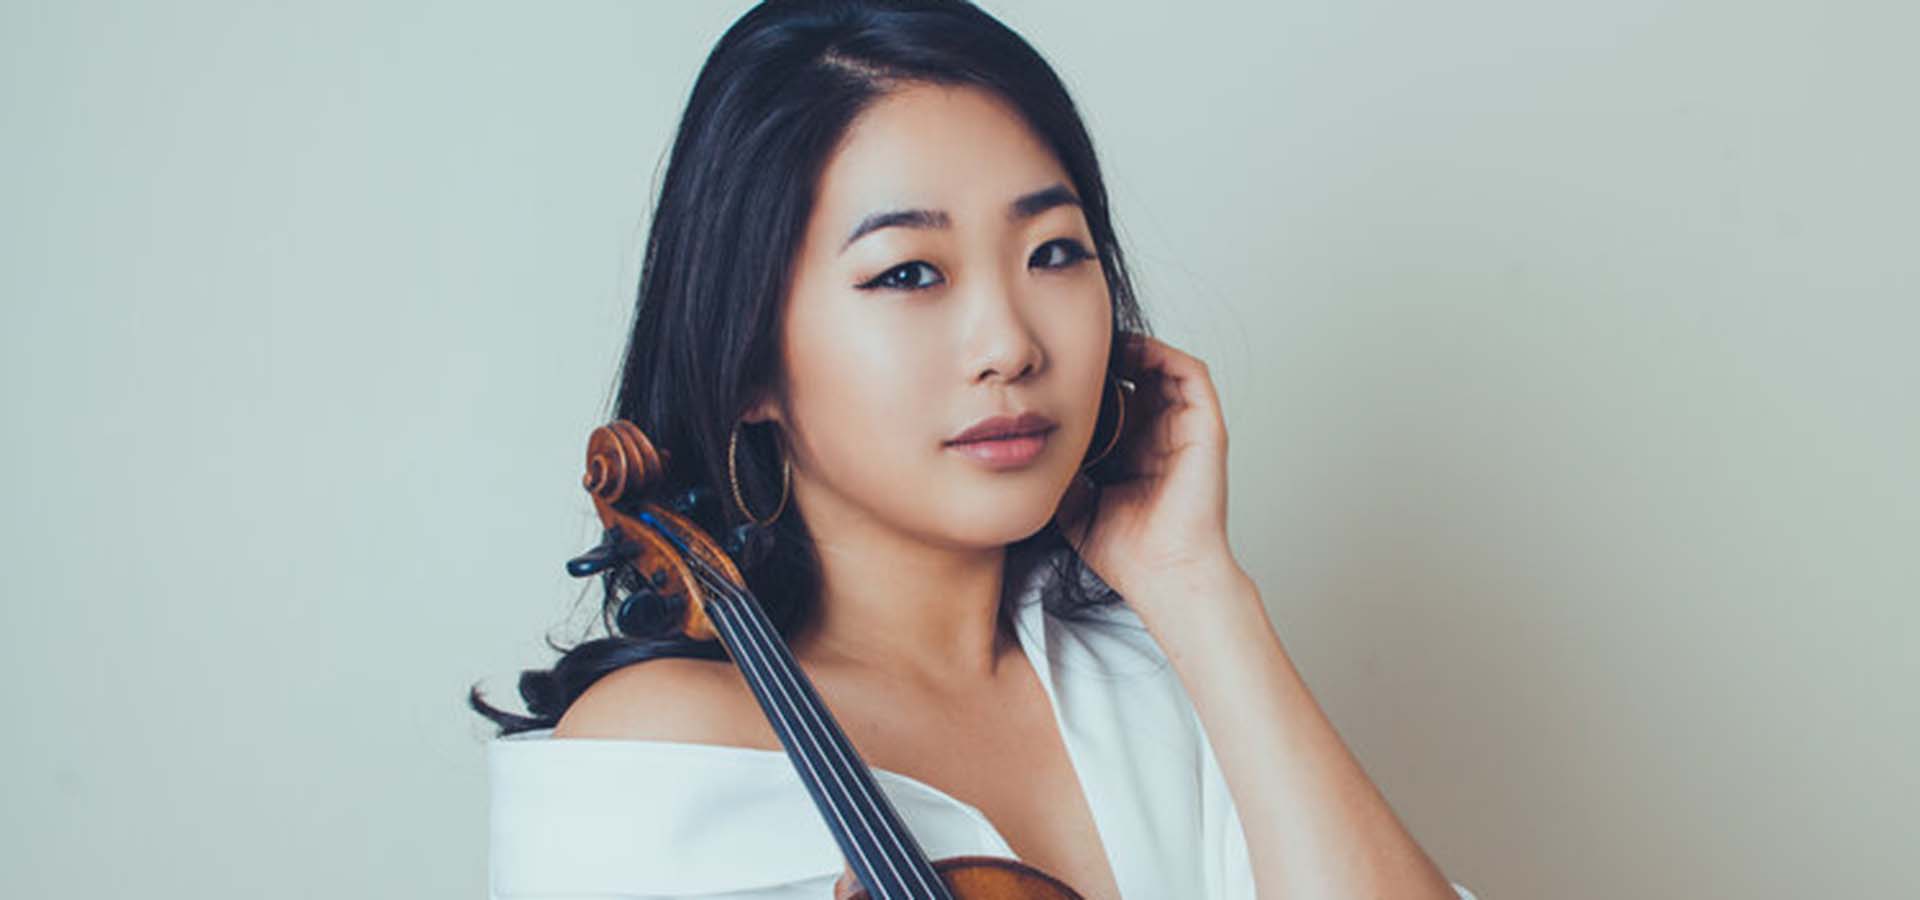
[487,554,1481,899]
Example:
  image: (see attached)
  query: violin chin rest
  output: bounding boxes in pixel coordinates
[835,853,1086,900]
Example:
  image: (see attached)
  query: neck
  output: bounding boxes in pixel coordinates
[788,515,1018,686]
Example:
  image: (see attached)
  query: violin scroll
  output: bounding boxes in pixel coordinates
[564,420,751,643]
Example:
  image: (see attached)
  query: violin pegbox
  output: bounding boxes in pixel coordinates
[570,421,747,642]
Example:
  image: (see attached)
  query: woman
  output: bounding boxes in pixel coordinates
[472,2,1479,898]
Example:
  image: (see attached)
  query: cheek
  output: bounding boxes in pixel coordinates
[1038,280,1116,446]
[782,298,944,483]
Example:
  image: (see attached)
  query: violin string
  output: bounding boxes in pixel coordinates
[686,554,952,900]
[701,602,911,900]
[698,591,906,894]
[718,592,953,900]
[691,560,941,900]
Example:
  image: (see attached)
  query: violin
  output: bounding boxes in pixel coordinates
[563,420,1085,900]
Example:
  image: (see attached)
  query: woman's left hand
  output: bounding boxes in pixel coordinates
[1053,333,1246,616]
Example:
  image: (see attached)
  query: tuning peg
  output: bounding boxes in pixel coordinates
[614,587,684,636]
[723,522,757,556]
[667,485,709,514]
[565,529,630,578]
[614,588,656,635]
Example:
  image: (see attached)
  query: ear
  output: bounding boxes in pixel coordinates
[738,386,785,427]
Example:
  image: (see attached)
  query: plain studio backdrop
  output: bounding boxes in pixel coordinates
[3,1,1914,897]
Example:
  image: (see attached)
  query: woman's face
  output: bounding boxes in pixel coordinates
[750,82,1112,550]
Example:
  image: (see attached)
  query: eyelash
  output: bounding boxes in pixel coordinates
[856,238,1095,292]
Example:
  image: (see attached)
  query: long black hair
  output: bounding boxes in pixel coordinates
[470,0,1155,735]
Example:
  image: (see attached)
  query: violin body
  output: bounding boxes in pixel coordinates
[569,420,1087,900]
[834,855,1085,900]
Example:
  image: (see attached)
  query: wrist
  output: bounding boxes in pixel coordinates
[1136,555,1254,601]
[1124,558,1265,632]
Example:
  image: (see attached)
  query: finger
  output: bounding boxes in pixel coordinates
[1126,335,1220,408]
[1123,332,1204,378]
[1124,335,1226,443]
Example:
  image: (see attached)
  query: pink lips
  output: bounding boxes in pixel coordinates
[945,411,1057,470]
[948,411,1057,444]
[947,430,1052,469]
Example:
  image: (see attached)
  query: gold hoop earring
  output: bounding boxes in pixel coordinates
[728,420,791,526]
[1081,374,1135,471]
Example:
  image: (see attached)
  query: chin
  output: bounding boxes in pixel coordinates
[926,472,1074,546]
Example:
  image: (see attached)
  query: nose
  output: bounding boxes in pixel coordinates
[963,277,1044,386]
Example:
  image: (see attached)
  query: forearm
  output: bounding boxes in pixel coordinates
[1137,566,1457,900]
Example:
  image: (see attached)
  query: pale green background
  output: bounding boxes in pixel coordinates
[3,1,1914,897]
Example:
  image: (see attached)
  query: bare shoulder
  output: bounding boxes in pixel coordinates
[551,656,776,749]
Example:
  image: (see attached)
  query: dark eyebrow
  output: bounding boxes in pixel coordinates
[839,182,1082,254]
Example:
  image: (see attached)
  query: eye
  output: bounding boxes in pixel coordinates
[857,260,944,292]
[1031,238,1094,271]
